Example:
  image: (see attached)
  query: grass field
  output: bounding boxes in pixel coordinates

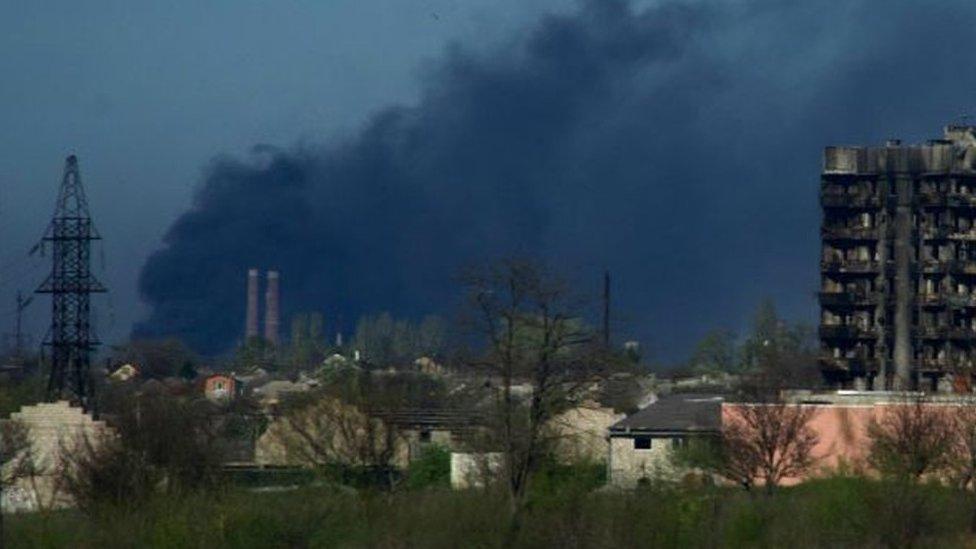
[8,474,976,548]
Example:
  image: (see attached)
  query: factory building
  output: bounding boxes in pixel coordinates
[820,125,976,391]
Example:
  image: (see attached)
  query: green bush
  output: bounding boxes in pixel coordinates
[9,476,976,548]
[406,444,451,490]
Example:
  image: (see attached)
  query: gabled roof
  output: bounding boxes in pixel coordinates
[609,393,723,434]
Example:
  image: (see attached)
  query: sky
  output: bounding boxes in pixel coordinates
[3,0,975,363]
[0,0,575,353]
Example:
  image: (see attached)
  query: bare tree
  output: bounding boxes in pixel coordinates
[0,420,35,543]
[945,404,976,491]
[867,398,955,482]
[271,391,402,476]
[460,258,613,526]
[718,402,819,493]
[59,393,221,512]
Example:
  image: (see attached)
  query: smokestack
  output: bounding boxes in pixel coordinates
[264,270,280,346]
[245,268,259,340]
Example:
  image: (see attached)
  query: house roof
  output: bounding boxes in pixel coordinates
[371,408,485,429]
[609,393,723,434]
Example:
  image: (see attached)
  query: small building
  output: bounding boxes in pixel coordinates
[548,403,625,464]
[371,408,485,462]
[252,379,310,408]
[204,374,240,402]
[108,363,139,382]
[608,394,723,488]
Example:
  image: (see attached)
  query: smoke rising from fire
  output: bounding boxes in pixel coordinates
[134,0,976,358]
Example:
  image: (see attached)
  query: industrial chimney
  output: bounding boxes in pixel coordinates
[264,270,280,346]
[245,268,259,340]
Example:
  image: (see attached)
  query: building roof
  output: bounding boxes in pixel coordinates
[371,408,485,429]
[609,393,723,434]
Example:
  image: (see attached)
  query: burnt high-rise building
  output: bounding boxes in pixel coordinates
[820,125,976,392]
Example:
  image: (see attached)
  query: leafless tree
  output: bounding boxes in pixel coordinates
[59,393,221,512]
[272,391,402,474]
[460,258,614,527]
[0,420,36,543]
[945,404,976,491]
[718,401,819,493]
[867,398,955,482]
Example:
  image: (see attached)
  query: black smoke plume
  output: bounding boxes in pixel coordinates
[135,0,976,358]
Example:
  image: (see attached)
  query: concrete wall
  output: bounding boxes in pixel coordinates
[548,405,624,464]
[450,452,503,489]
[3,401,115,512]
[608,434,684,488]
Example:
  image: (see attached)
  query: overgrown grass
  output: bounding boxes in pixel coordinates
[9,476,976,548]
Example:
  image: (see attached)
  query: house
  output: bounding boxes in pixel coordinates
[204,373,240,402]
[372,408,485,462]
[608,394,723,487]
[255,401,484,469]
[108,363,139,382]
[548,403,625,464]
[252,379,311,408]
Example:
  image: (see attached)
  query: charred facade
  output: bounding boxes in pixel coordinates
[820,125,976,391]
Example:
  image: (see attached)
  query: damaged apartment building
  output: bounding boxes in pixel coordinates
[821,125,976,392]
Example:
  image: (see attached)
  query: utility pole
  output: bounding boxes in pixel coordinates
[14,292,32,356]
[35,155,106,408]
[603,270,611,348]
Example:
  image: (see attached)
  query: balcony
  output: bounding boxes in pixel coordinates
[919,192,976,209]
[916,325,976,340]
[917,293,976,308]
[919,259,976,274]
[820,193,881,208]
[820,356,879,373]
[920,226,952,240]
[819,324,877,339]
[821,260,881,274]
[821,226,880,240]
[819,291,878,307]
[917,358,976,373]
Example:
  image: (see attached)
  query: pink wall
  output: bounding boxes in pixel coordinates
[721,403,887,485]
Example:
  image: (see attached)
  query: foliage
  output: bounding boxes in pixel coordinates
[110,338,198,379]
[692,402,819,493]
[867,399,955,481]
[10,477,976,548]
[687,328,738,376]
[460,258,613,522]
[178,360,197,381]
[59,393,222,512]
[0,373,44,418]
[232,336,275,371]
[287,312,327,371]
[678,300,820,393]
[406,444,451,490]
[352,312,447,367]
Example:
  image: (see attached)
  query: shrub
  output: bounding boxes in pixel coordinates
[406,444,451,490]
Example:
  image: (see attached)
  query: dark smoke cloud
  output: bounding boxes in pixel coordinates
[134,0,976,359]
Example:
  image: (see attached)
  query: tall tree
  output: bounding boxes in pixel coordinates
[460,258,610,534]
[688,328,738,376]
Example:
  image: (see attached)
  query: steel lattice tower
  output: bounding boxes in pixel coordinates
[36,155,106,406]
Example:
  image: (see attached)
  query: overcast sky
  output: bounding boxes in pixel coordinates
[4,0,974,363]
[0,0,575,349]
